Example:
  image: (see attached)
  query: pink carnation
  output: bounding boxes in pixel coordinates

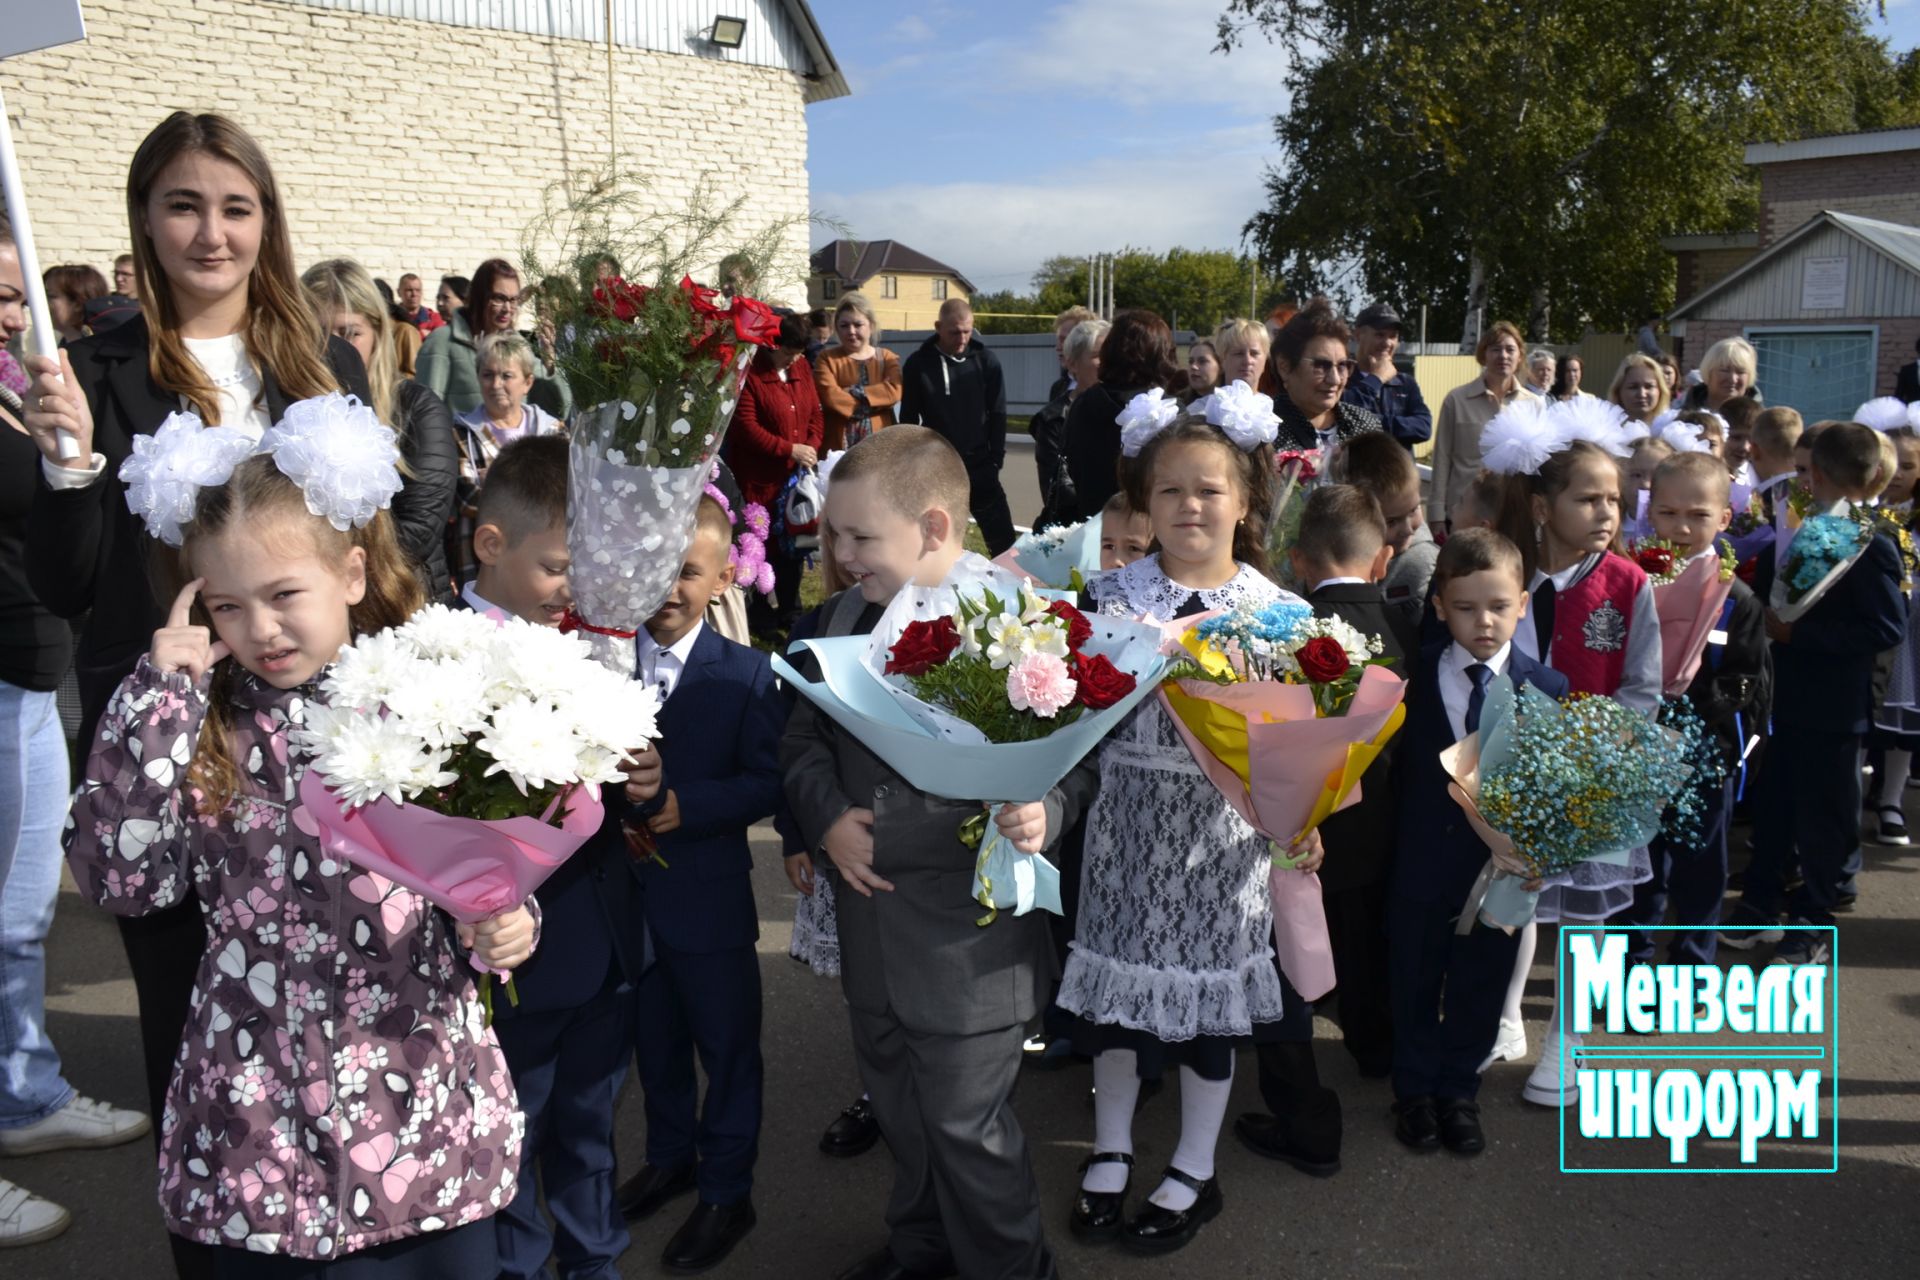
[1006,652,1077,718]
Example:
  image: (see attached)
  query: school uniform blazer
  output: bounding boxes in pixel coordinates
[446,596,650,1017]
[1308,582,1415,893]
[1762,532,1907,734]
[638,625,786,954]
[1389,641,1569,908]
[781,588,1100,1036]
[26,316,371,740]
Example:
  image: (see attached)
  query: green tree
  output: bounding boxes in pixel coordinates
[1028,247,1280,332]
[1218,0,1916,344]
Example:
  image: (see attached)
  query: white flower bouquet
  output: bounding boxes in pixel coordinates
[294,605,661,1012]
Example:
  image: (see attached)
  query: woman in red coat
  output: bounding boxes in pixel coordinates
[729,312,823,635]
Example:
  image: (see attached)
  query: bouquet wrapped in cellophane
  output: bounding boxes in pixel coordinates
[1440,676,1690,933]
[523,174,800,672]
[294,604,660,1016]
[772,555,1174,923]
[1629,536,1737,695]
[1161,599,1407,999]
[992,518,1103,591]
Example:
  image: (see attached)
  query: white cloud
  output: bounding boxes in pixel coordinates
[814,124,1276,291]
[996,0,1289,109]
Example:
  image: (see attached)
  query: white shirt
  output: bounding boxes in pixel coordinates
[461,583,503,617]
[182,333,269,437]
[637,620,704,703]
[1310,576,1369,592]
[1439,639,1511,741]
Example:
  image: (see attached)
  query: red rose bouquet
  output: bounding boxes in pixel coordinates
[772,555,1172,922]
[522,174,799,672]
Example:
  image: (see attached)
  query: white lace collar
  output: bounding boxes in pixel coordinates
[1089,554,1280,620]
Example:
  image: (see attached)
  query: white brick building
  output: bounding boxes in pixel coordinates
[1,0,845,306]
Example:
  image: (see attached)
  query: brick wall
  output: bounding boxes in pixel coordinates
[1759,151,1920,245]
[0,0,814,305]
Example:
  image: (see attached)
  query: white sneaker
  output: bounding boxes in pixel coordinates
[1478,1017,1529,1073]
[0,1178,70,1247]
[0,1095,150,1157]
[1521,1031,1583,1108]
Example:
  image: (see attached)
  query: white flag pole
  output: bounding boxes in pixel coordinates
[0,88,76,458]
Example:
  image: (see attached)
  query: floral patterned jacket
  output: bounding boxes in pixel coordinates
[66,658,527,1260]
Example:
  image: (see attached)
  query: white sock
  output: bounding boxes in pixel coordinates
[1084,1050,1139,1194]
[1501,921,1537,1027]
[1151,1065,1232,1211]
[1878,750,1911,807]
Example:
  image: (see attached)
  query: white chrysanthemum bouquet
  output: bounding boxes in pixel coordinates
[294,605,661,1016]
[297,604,658,818]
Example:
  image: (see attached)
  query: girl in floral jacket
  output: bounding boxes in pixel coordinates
[66,416,536,1274]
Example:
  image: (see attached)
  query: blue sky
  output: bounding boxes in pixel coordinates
[806,0,1920,296]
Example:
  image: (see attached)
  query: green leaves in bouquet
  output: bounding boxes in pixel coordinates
[416,740,576,827]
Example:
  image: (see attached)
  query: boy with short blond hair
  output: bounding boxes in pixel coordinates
[782,426,1095,1280]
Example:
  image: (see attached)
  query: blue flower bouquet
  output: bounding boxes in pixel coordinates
[1770,503,1873,623]
[991,518,1104,590]
[1440,676,1692,931]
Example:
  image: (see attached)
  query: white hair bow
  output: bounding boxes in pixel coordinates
[1478,399,1552,476]
[118,394,404,546]
[1192,379,1280,453]
[1116,388,1180,457]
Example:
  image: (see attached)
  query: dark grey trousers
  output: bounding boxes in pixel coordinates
[848,1008,1056,1280]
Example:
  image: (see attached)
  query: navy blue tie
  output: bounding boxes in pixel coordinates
[1465,662,1493,735]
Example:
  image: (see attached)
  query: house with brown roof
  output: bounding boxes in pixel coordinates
[809,239,976,331]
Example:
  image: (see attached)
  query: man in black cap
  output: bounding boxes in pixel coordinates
[1343,301,1431,449]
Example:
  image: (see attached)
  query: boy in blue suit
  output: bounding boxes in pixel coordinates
[1388,529,1569,1157]
[1723,421,1907,963]
[614,496,786,1273]
[467,437,662,1280]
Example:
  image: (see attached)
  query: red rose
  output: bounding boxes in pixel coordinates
[885,617,962,677]
[1073,651,1136,710]
[1635,545,1674,578]
[1735,555,1758,585]
[1295,636,1351,684]
[1045,600,1093,651]
[591,277,648,322]
[729,295,783,346]
[679,275,726,317]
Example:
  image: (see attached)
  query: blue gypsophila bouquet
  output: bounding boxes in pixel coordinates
[1654,696,1729,851]
[1446,680,1692,930]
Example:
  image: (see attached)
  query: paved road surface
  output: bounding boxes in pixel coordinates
[10,807,1920,1278]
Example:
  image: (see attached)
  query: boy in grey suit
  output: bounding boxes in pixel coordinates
[782,428,1097,1280]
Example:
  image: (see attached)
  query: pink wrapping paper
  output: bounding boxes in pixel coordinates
[1652,552,1734,696]
[297,773,604,923]
[1158,664,1409,1002]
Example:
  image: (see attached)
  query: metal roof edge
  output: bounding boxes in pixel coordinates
[1744,127,1920,166]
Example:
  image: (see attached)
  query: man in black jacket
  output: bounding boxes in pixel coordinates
[899,299,1016,555]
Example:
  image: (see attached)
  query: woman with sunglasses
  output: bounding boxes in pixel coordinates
[1269,302,1383,451]
[415,256,571,420]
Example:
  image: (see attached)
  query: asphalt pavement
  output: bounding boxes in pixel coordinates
[10,797,1920,1279]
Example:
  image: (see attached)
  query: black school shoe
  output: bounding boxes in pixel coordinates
[1393,1096,1441,1152]
[1068,1151,1133,1241]
[1120,1168,1222,1255]
[1233,1110,1342,1177]
[661,1199,756,1274]
[1877,806,1910,846]
[616,1161,695,1220]
[1436,1099,1486,1156]
[820,1096,880,1157]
